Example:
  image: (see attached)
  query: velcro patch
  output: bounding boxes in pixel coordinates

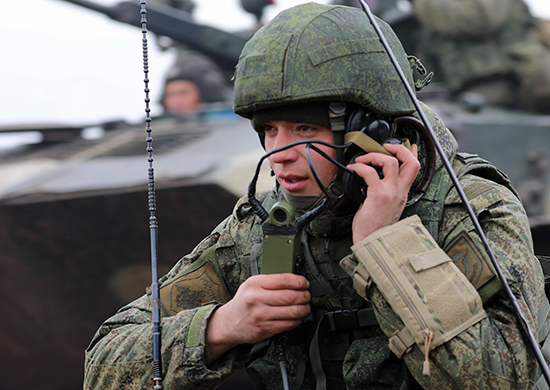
[444,232,495,290]
[160,262,230,316]
[409,248,450,272]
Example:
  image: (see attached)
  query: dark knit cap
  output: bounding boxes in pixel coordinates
[251,103,331,133]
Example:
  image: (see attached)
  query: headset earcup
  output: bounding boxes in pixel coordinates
[345,107,393,144]
[345,107,368,136]
[341,107,394,203]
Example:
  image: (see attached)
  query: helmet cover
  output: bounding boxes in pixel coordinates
[233,2,416,118]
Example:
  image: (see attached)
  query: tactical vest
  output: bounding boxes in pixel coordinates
[245,194,408,390]
[245,151,550,390]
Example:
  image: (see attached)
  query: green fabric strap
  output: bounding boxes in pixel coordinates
[292,354,310,390]
[344,132,411,156]
[186,305,212,348]
[329,102,346,164]
[345,131,393,155]
[309,317,328,390]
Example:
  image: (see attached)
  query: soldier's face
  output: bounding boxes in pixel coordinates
[163,80,201,114]
[263,120,337,196]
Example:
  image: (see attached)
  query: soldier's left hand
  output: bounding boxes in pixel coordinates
[347,143,420,244]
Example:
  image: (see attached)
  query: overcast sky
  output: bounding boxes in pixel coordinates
[2,0,549,129]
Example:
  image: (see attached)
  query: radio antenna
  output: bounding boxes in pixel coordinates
[140,1,163,389]
[357,0,550,384]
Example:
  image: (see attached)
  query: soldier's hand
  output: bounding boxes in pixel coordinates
[348,143,420,244]
[206,273,310,363]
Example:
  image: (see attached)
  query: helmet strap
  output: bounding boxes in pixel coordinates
[328,102,347,164]
[326,102,357,212]
[329,101,350,192]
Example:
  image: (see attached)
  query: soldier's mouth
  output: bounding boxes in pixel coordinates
[279,175,308,192]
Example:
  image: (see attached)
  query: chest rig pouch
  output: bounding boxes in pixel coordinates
[352,214,486,376]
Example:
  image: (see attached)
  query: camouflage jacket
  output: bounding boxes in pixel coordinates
[84,104,546,390]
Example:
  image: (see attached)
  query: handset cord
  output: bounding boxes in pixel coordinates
[140,1,163,389]
[275,336,291,390]
[357,0,550,384]
[247,139,349,224]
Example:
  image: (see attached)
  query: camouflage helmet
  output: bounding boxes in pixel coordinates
[233,2,416,119]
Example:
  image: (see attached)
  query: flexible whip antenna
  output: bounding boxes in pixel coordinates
[140,1,163,389]
[358,0,550,384]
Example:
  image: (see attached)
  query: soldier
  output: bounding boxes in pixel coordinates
[412,0,550,113]
[84,3,548,389]
[161,48,228,115]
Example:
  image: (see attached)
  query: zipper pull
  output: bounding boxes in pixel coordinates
[422,328,433,376]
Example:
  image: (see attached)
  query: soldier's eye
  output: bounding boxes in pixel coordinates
[262,124,277,135]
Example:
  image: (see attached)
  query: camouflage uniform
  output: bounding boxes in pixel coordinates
[83,105,546,390]
[413,0,550,113]
[84,3,547,389]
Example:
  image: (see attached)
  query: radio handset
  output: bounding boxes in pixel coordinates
[261,201,300,274]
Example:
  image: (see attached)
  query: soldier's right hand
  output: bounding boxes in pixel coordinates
[206,273,310,363]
